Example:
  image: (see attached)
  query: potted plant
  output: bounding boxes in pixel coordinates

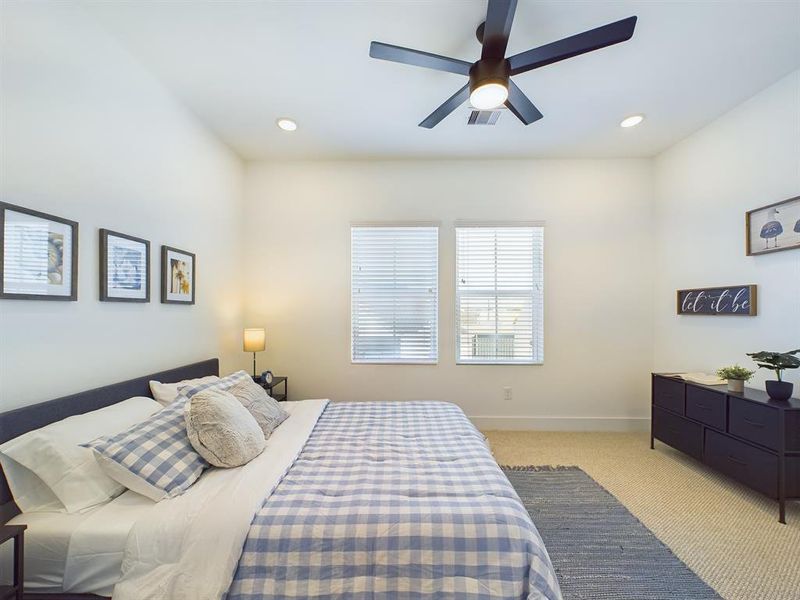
[746,349,800,401]
[716,365,755,393]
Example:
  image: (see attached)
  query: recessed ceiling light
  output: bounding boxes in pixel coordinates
[276,118,297,132]
[620,114,644,128]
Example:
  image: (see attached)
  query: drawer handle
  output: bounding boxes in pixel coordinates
[726,455,747,467]
[743,418,765,429]
[696,403,711,411]
[668,427,680,435]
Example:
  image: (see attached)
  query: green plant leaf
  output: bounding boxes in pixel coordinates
[748,349,800,376]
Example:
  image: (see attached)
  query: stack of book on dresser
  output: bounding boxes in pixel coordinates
[672,372,726,386]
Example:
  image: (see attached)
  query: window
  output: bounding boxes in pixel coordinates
[351,226,438,363]
[455,225,544,364]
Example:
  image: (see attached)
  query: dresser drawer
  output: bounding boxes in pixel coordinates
[788,456,800,498]
[686,386,726,430]
[653,407,703,460]
[704,430,777,498]
[728,398,779,450]
[787,412,800,453]
[653,376,685,414]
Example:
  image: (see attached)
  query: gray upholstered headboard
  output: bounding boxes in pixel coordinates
[0,358,219,523]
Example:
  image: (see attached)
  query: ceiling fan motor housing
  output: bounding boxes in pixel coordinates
[469,58,511,94]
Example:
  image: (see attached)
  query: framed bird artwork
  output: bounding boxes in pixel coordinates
[746,195,800,256]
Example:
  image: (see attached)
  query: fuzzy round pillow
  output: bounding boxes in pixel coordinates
[184,388,266,468]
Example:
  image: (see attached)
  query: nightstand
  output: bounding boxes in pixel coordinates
[0,524,26,600]
[257,376,288,402]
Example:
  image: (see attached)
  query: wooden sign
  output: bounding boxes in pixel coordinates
[677,285,757,316]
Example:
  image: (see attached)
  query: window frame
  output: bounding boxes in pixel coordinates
[350,222,440,365]
[454,222,544,366]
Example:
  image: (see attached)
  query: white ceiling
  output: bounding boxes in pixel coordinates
[84,0,800,160]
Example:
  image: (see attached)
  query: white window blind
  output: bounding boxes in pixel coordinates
[351,226,438,363]
[456,226,544,364]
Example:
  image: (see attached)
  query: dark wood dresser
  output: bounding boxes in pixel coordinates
[651,373,800,523]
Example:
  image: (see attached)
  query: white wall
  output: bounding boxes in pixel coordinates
[243,159,655,429]
[653,70,800,388]
[3,2,794,423]
[0,2,244,410]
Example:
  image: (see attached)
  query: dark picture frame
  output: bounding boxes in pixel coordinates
[161,245,195,305]
[100,229,150,303]
[0,201,79,301]
[745,195,800,256]
[676,284,757,316]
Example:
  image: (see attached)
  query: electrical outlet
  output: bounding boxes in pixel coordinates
[503,387,512,401]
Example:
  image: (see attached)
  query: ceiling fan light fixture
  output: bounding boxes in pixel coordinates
[620,114,644,128]
[468,58,510,110]
[469,82,508,110]
[276,117,297,131]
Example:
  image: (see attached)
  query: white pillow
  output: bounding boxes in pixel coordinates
[185,389,266,468]
[0,396,162,513]
[149,376,219,406]
[0,454,64,513]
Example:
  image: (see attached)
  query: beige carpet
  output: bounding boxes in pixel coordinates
[484,430,800,600]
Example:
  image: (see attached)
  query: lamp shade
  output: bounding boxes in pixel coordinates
[243,328,266,352]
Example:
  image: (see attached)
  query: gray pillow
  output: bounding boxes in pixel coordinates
[227,378,289,438]
[184,389,266,468]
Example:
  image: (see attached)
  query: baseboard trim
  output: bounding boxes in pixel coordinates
[469,416,650,432]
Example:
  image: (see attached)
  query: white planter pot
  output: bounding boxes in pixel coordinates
[727,379,745,393]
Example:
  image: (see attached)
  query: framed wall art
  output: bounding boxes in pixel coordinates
[100,229,150,302]
[1,201,78,300]
[161,245,195,305]
[677,284,756,316]
[746,195,800,256]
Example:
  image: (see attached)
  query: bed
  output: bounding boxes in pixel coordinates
[0,359,561,600]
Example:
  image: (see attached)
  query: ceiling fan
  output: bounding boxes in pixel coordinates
[369,0,637,128]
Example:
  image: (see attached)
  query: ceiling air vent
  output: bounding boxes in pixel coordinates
[467,109,501,126]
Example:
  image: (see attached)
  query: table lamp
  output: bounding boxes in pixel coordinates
[243,328,266,378]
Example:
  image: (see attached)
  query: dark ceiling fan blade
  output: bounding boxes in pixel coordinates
[481,0,517,59]
[507,16,637,76]
[370,42,472,76]
[504,80,543,125]
[419,84,470,129]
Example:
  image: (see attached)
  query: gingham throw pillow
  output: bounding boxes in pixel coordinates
[82,370,254,502]
[82,398,208,502]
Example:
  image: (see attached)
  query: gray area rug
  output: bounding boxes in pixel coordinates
[503,466,722,600]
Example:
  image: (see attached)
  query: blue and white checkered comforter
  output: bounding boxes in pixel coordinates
[227,401,562,600]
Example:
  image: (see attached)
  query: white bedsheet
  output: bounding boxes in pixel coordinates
[65,490,155,595]
[113,398,328,600]
[1,489,154,596]
[2,508,87,592]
